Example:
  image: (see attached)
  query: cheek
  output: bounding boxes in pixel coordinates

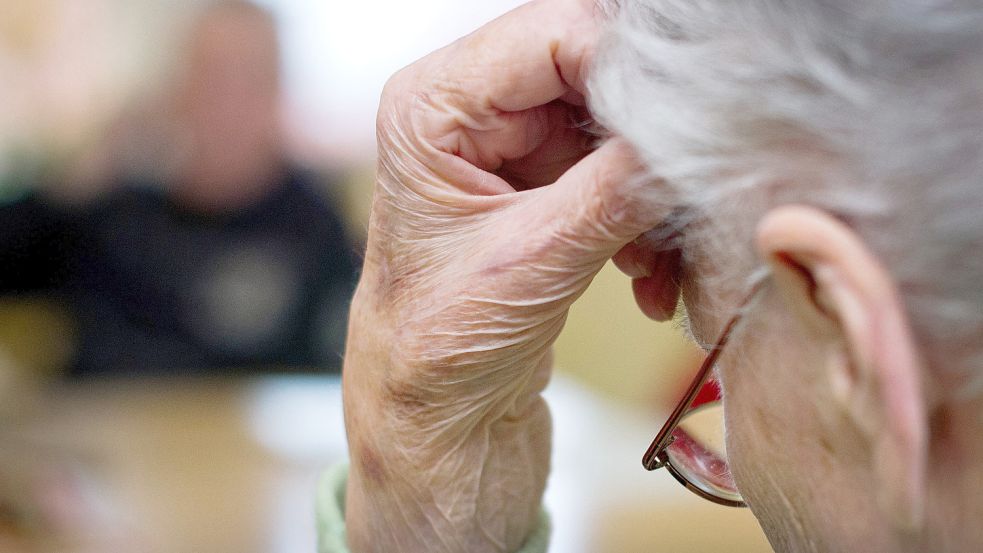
[721,338,819,483]
[721,358,815,547]
[721,354,785,494]
[718,313,848,549]
[717,297,820,481]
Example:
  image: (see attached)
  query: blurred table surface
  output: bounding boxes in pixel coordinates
[1,375,772,553]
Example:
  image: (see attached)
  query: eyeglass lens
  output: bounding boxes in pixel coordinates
[663,401,743,504]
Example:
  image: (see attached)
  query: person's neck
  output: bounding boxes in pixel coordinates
[176,153,284,214]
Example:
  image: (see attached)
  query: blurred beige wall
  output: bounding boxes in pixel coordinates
[555,262,701,409]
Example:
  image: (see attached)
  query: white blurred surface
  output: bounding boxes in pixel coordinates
[246,373,685,553]
[256,0,528,161]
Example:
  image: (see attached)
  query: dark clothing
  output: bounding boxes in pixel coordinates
[0,168,360,377]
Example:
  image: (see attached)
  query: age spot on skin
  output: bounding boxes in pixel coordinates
[375,255,409,306]
[818,436,835,458]
[355,441,387,488]
[930,405,955,450]
[754,406,779,447]
[383,376,431,419]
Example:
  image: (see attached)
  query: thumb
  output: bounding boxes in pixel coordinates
[527,138,674,268]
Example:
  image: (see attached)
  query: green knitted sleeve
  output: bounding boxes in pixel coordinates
[316,463,551,553]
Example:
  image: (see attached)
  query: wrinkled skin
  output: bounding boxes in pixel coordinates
[342,1,679,551]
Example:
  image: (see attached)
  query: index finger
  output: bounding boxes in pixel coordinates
[388,0,608,176]
[441,0,603,111]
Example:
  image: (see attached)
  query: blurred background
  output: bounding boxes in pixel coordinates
[0,1,771,551]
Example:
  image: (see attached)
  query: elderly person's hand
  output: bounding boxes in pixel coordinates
[342,1,673,551]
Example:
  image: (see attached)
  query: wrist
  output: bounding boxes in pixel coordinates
[344,399,551,553]
[342,295,553,553]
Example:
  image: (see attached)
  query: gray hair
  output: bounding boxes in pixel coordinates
[589,0,983,397]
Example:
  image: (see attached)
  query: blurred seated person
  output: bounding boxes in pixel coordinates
[0,1,359,377]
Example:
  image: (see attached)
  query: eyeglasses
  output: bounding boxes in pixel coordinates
[641,276,768,507]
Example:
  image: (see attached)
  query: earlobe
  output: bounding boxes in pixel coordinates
[756,205,928,532]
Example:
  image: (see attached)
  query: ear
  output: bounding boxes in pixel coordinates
[755,205,927,532]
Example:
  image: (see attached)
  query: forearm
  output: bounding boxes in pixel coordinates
[342,289,553,553]
[345,400,550,553]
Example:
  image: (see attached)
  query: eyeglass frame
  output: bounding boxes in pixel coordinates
[641,273,769,508]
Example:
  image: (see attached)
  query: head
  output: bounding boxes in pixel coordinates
[591,1,983,551]
[172,1,283,211]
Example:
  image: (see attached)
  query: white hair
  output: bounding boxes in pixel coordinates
[589,0,983,397]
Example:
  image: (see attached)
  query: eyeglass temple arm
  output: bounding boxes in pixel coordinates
[642,332,726,470]
[641,276,768,471]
